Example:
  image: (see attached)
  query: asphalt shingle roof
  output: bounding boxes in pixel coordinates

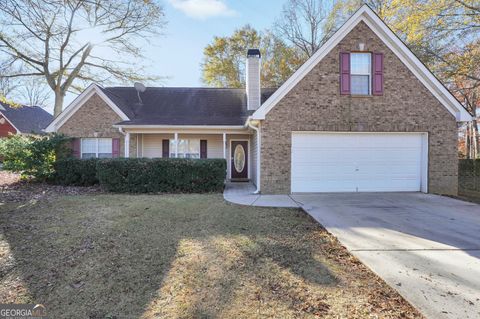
[100,87,277,126]
[0,102,53,134]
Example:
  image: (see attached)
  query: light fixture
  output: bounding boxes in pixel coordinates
[358,42,365,51]
[0,118,5,125]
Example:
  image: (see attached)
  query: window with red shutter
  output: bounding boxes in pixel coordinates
[340,52,351,94]
[200,140,207,158]
[72,138,81,158]
[162,139,169,158]
[372,52,384,95]
[112,138,120,158]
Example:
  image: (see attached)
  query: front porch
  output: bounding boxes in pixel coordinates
[122,128,256,182]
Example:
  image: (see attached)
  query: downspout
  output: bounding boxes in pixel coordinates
[247,118,261,194]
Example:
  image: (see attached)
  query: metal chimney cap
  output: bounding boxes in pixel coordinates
[247,49,261,58]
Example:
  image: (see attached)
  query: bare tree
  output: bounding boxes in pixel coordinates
[274,0,337,58]
[16,79,51,107]
[0,0,166,116]
[0,65,18,97]
[0,77,16,98]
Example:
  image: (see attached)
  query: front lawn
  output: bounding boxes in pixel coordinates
[0,180,421,318]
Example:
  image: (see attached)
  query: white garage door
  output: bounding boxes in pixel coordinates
[291,132,427,193]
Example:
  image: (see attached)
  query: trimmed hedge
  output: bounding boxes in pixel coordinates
[53,158,100,186]
[458,159,480,194]
[96,158,226,193]
[459,159,475,177]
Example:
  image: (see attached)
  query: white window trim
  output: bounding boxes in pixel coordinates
[350,52,372,95]
[81,137,112,159]
[169,138,201,159]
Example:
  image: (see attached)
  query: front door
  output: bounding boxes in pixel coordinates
[231,141,248,180]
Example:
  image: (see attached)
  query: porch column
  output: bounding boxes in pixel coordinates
[223,133,226,159]
[125,132,130,158]
[174,132,178,158]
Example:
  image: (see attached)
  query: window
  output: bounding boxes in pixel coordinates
[350,53,371,95]
[170,139,200,158]
[81,138,112,158]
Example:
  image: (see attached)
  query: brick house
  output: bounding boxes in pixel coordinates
[46,5,471,195]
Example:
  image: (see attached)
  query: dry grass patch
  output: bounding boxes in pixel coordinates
[0,190,422,318]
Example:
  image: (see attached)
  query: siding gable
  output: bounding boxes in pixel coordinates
[0,114,18,136]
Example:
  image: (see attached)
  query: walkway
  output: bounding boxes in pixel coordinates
[223,182,299,207]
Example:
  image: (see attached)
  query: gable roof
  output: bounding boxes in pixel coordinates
[251,4,472,122]
[46,84,277,132]
[0,102,53,134]
[108,87,276,126]
[45,84,130,132]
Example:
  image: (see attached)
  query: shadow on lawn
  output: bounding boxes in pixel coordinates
[0,194,338,318]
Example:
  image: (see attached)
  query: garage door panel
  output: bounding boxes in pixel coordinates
[291,133,425,193]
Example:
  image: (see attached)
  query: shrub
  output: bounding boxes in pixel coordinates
[459,159,475,177]
[0,133,71,181]
[0,134,31,172]
[53,158,100,186]
[96,158,226,193]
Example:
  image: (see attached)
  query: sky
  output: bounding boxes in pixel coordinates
[59,0,286,112]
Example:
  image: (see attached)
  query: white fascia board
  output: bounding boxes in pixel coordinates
[45,84,129,132]
[252,5,472,122]
[0,111,20,133]
[113,124,246,129]
[361,11,472,122]
[251,6,366,120]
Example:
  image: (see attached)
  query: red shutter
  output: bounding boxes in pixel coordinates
[340,52,351,95]
[162,139,170,158]
[372,52,384,95]
[71,138,81,158]
[200,140,207,159]
[112,138,120,158]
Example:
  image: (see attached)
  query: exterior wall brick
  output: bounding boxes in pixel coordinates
[57,93,125,156]
[260,21,458,195]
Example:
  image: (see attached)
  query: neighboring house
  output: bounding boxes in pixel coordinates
[0,102,53,137]
[46,5,471,195]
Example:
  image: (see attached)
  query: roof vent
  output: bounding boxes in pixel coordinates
[134,82,146,104]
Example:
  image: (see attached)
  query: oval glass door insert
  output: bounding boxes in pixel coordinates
[234,144,245,172]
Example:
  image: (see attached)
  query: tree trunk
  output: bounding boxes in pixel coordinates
[53,90,65,117]
[472,106,479,158]
[466,123,472,159]
[472,121,478,158]
[465,124,470,158]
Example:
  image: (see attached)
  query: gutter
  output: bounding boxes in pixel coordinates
[247,117,261,194]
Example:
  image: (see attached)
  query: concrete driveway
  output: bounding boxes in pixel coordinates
[292,192,480,319]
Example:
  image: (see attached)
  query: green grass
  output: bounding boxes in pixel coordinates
[0,194,421,318]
